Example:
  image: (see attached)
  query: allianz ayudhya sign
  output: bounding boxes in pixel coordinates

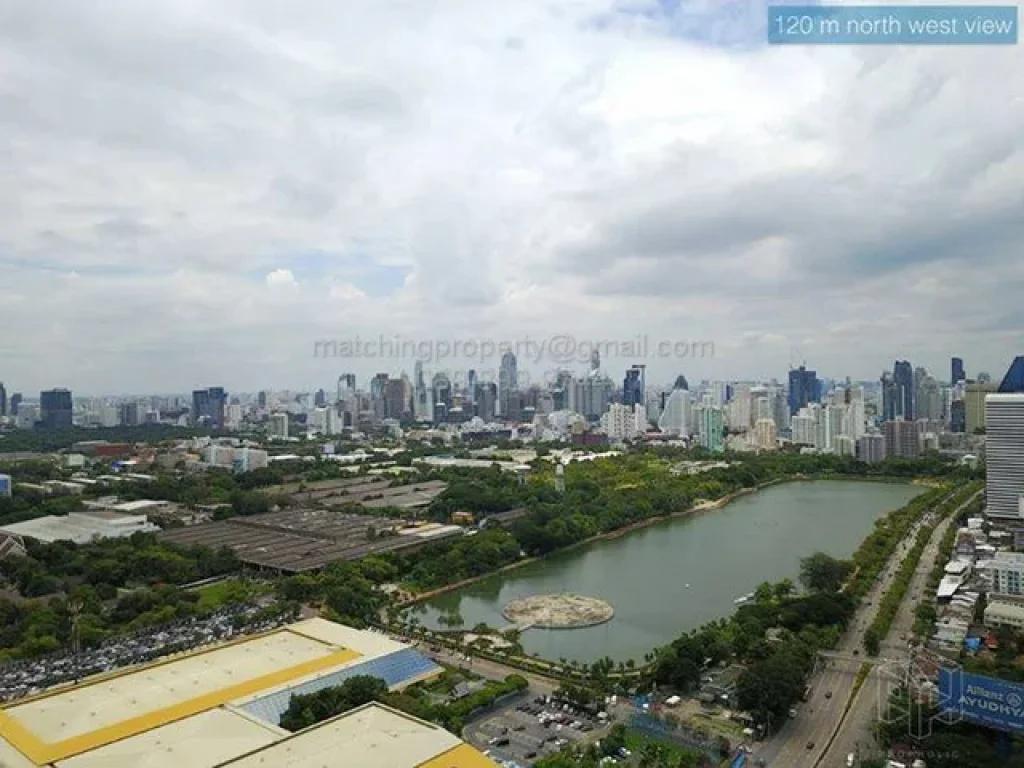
[939,669,1024,733]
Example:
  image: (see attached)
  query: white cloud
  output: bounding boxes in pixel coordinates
[0,0,1020,394]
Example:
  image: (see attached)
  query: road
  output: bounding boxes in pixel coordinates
[753,492,954,768]
[420,644,562,696]
[819,489,981,767]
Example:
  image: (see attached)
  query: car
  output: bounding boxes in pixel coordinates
[513,725,525,731]
[826,691,833,699]
[525,752,537,759]
[806,741,815,750]
[847,752,856,766]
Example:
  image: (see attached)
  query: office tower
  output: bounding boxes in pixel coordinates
[998,356,1024,393]
[788,365,818,415]
[590,348,601,376]
[858,433,886,463]
[268,412,289,439]
[192,387,227,428]
[314,389,326,407]
[623,365,645,407]
[257,390,268,409]
[9,393,21,416]
[965,382,997,433]
[499,352,518,416]
[698,404,725,453]
[916,374,942,421]
[754,418,777,450]
[952,357,965,384]
[985,394,1024,519]
[466,369,478,407]
[754,395,772,422]
[893,360,915,419]
[432,372,452,424]
[552,370,572,412]
[950,399,966,433]
[477,382,497,422]
[40,388,73,429]
[0,382,5,417]
[119,402,140,427]
[882,419,919,458]
[658,388,692,436]
[412,362,430,421]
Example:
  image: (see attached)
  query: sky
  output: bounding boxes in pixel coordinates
[1,0,1022,395]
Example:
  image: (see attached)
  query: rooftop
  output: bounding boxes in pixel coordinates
[0,619,468,768]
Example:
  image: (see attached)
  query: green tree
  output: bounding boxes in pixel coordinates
[799,552,854,593]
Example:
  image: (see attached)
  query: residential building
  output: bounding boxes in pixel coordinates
[39,388,73,429]
[978,551,1024,595]
[858,433,886,463]
[659,388,692,436]
[568,375,613,422]
[753,418,777,451]
[698,404,725,453]
[600,403,646,441]
[984,595,1024,630]
[985,394,1024,520]
[835,435,856,457]
[791,412,816,446]
[882,419,919,459]
[268,412,289,439]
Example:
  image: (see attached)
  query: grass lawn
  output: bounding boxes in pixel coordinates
[194,579,273,612]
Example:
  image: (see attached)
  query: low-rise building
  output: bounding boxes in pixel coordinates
[977,552,1024,595]
[984,594,1024,630]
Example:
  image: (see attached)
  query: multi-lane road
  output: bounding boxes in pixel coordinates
[820,489,982,767]
[754,486,981,768]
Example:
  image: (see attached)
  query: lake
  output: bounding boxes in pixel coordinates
[410,480,925,662]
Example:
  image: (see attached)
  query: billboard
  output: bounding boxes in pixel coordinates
[938,668,1024,733]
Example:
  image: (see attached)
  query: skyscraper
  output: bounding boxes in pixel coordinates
[951,357,965,384]
[882,419,918,458]
[882,361,916,421]
[192,387,227,428]
[623,365,645,407]
[787,365,818,415]
[698,403,725,453]
[314,389,327,407]
[997,356,1024,393]
[985,394,1024,520]
[9,393,21,416]
[499,352,518,416]
[40,388,73,429]
[337,374,356,403]
[0,382,6,417]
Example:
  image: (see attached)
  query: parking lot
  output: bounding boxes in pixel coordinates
[464,694,609,766]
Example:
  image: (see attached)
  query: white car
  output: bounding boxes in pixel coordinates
[846,753,855,766]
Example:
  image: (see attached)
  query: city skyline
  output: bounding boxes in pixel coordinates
[1,3,1021,393]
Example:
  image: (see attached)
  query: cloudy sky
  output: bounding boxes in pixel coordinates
[1,0,1022,395]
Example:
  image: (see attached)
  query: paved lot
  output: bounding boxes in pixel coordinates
[464,693,608,766]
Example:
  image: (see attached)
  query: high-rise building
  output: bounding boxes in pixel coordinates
[477,382,497,422]
[623,365,645,407]
[590,349,601,376]
[916,374,942,421]
[0,382,6,417]
[337,374,356,403]
[753,418,777,451]
[257,390,268,409]
[858,433,886,464]
[985,394,1024,520]
[568,376,613,421]
[192,387,227,428]
[9,393,21,417]
[40,388,73,430]
[658,388,691,436]
[965,382,997,433]
[600,403,646,441]
[788,365,818,415]
[882,360,916,421]
[698,404,725,453]
[997,356,1024,393]
[119,401,140,427]
[499,352,518,416]
[882,419,918,458]
[950,399,966,433]
[952,357,965,385]
[729,383,753,432]
[314,389,327,407]
[268,412,289,439]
